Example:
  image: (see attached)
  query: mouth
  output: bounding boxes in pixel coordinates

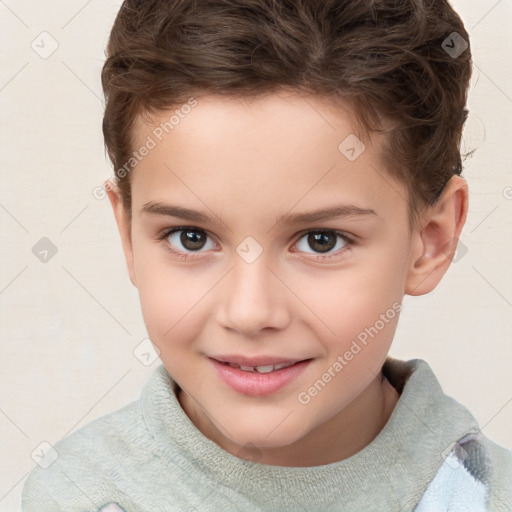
[214,359,308,374]
[208,356,314,396]
[210,355,312,373]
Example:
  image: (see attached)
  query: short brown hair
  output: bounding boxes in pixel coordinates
[101,0,473,227]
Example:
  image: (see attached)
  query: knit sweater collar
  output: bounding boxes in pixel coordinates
[140,357,480,510]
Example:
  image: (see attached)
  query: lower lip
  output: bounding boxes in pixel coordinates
[209,358,312,397]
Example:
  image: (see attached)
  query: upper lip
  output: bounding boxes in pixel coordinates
[210,355,311,367]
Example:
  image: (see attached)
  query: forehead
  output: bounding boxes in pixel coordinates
[133,91,364,150]
[129,92,407,226]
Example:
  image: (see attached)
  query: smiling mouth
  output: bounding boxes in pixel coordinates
[220,361,297,373]
[215,359,312,374]
[209,357,314,396]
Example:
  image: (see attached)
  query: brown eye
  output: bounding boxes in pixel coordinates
[294,230,352,259]
[179,230,207,250]
[306,231,338,253]
[165,228,214,253]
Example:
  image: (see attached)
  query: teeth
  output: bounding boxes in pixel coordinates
[227,361,298,373]
[273,362,297,370]
[255,365,274,374]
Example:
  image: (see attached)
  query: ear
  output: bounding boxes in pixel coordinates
[106,181,137,288]
[405,175,469,296]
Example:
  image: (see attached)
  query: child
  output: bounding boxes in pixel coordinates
[22,0,512,511]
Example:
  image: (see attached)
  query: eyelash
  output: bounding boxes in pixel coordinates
[157,227,355,262]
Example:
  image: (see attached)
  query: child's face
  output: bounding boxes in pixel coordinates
[110,92,423,462]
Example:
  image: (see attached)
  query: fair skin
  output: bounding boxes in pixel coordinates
[107,91,468,467]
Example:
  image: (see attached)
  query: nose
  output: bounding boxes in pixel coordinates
[216,256,291,337]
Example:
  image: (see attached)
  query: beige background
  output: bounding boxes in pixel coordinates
[1,0,511,510]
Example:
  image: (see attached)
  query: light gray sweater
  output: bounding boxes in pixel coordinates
[21,357,512,511]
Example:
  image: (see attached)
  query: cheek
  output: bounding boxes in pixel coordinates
[292,262,402,334]
[290,260,403,374]
[133,247,213,345]
[324,291,399,365]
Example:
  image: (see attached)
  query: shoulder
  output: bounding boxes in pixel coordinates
[480,435,512,510]
[21,398,155,512]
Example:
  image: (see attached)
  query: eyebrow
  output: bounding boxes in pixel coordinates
[140,201,377,226]
[276,205,377,225]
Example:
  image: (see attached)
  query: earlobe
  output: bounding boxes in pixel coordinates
[105,182,137,288]
[405,176,468,296]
